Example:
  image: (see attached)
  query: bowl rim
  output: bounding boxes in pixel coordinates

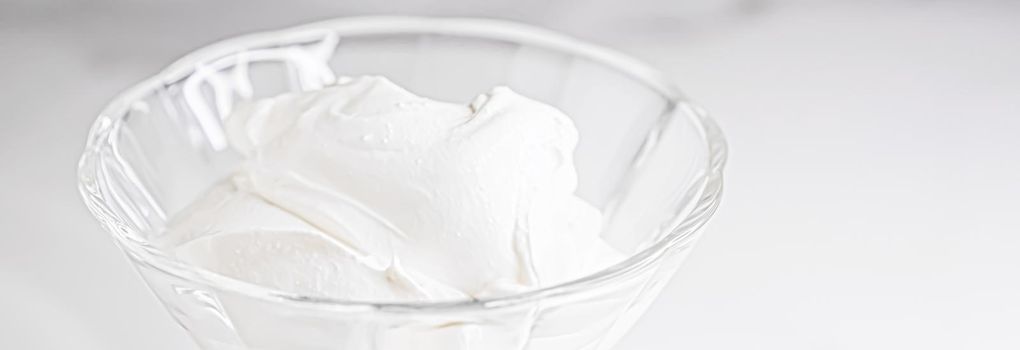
[77,16,728,313]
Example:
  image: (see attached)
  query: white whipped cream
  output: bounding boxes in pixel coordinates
[167,76,622,302]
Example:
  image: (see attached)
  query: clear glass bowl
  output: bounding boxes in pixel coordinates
[78,17,727,350]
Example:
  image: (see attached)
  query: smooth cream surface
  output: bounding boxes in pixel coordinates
[168,76,622,302]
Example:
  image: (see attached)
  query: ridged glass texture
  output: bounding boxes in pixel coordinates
[78,17,727,350]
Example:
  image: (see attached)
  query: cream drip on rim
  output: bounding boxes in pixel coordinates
[167,76,623,302]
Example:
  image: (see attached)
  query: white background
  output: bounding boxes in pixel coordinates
[1,1,1018,349]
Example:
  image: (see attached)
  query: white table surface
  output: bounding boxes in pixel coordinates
[1,1,1018,349]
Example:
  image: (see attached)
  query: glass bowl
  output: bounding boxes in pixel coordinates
[78,16,727,350]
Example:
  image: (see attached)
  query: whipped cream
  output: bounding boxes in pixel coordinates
[167,76,623,302]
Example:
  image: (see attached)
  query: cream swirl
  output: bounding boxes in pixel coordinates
[169,76,622,301]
